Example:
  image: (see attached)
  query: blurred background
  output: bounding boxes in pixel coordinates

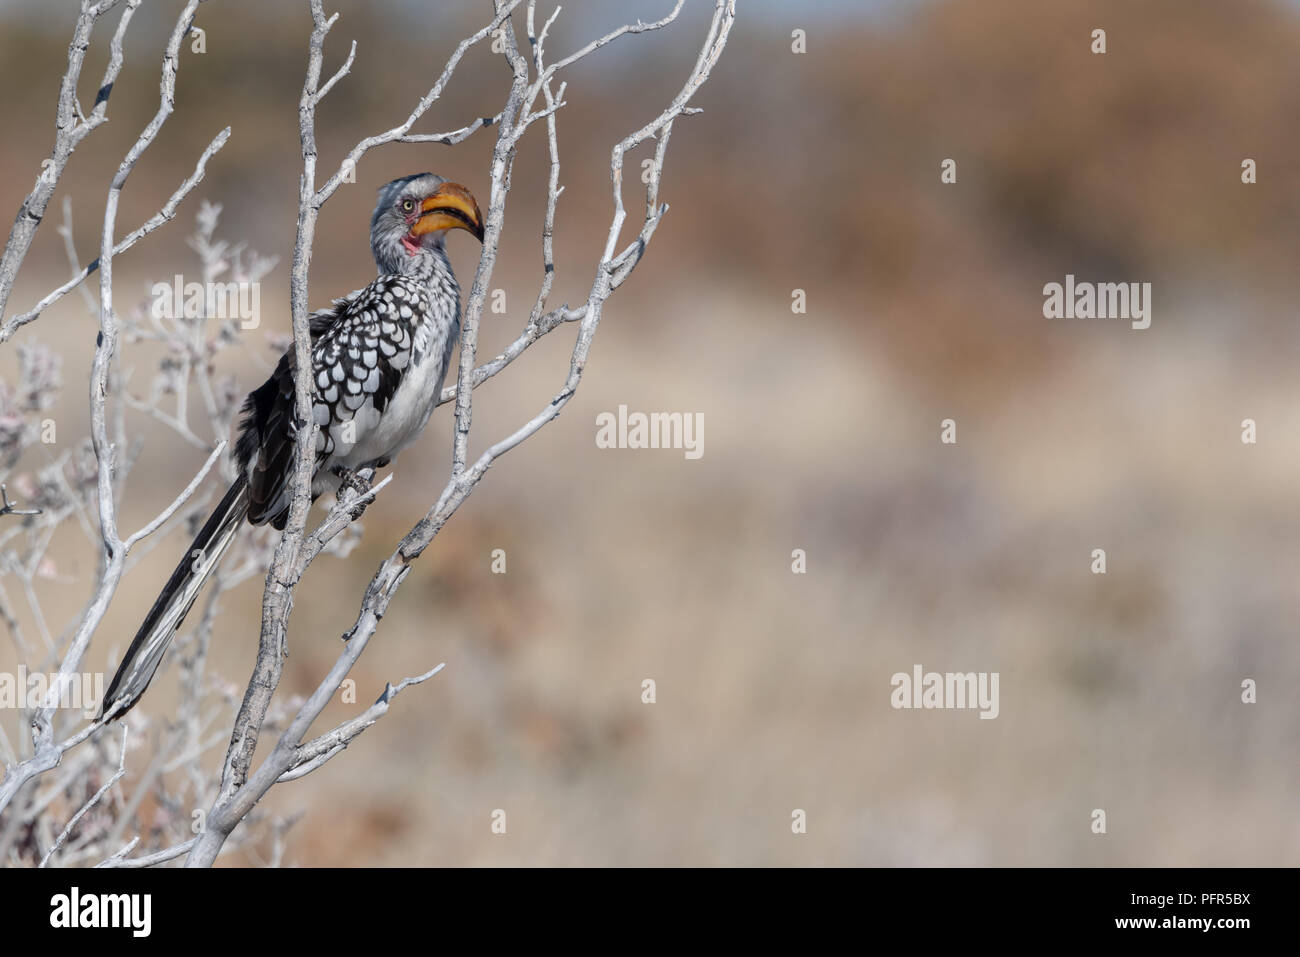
[0,0,1298,865]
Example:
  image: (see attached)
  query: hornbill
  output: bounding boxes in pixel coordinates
[100,173,483,718]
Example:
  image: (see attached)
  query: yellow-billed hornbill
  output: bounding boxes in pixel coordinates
[101,173,483,718]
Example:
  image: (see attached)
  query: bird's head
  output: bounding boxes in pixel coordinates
[370,172,484,276]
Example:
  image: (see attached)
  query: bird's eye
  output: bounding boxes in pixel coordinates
[401,199,415,213]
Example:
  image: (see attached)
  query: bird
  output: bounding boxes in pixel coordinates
[100,172,483,718]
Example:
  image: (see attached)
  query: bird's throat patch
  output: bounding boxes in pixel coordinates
[401,234,421,256]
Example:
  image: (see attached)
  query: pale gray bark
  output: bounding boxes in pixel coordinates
[0,0,135,328]
[0,0,222,822]
[0,0,735,867]
[185,0,735,868]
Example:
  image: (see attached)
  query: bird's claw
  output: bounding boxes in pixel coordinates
[332,466,372,520]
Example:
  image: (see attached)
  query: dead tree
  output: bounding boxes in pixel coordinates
[0,0,735,868]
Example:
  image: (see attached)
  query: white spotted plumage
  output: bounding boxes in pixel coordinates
[300,255,459,503]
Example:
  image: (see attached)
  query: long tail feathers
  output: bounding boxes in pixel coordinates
[100,478,250,719]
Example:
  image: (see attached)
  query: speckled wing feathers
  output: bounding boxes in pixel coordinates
[235,276,435,529]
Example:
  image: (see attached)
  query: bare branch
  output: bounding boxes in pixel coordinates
[313,39,356,104]
[57,198,99,315]
[449,1,531,478]
[39,725,127,867]
[2,127,231,341]
[276,664,444,783]
[313,1,526,205]
[0,484,42,518]
[123,440,226,550]
[212,0,339,817]
[97,837,195,869]
[0,0,133,324]
[0,0,222,821]
[396,113,502,146]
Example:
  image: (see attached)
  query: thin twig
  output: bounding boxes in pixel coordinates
[39,724,128,867]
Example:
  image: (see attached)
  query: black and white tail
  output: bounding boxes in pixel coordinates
[100,478,250,718]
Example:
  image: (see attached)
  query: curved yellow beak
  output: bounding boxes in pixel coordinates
[411,182,484,242]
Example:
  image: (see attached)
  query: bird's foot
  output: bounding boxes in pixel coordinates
[332,466,373,520]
